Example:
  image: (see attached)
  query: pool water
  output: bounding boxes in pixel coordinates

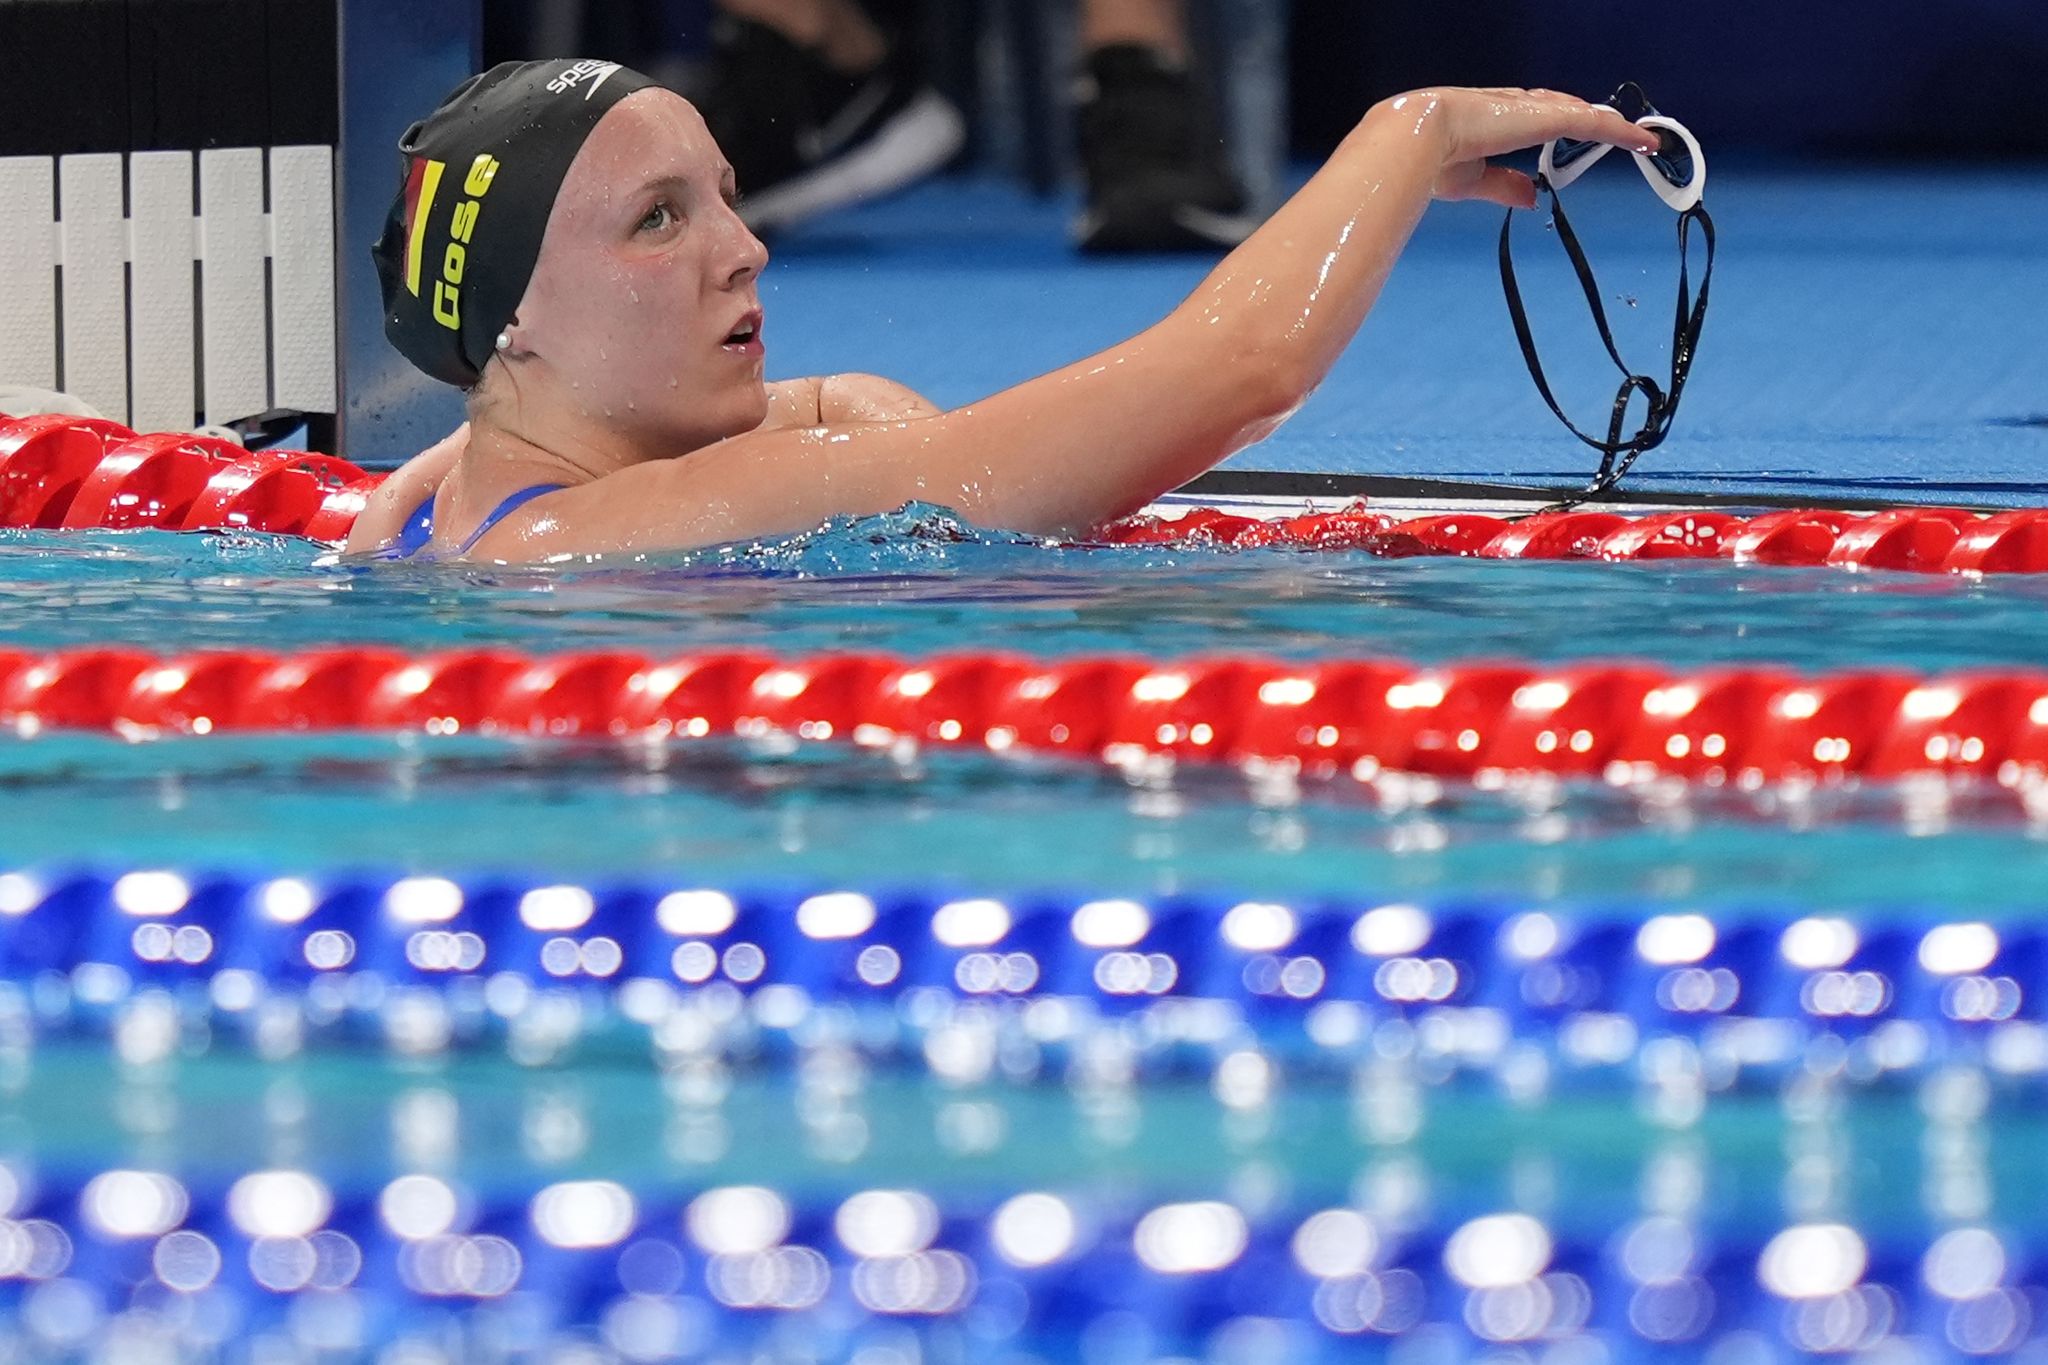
[3,517,2046,1361]
[5,1039,2023,1234]
[3,518,2047,908]
[12,515,2048,670]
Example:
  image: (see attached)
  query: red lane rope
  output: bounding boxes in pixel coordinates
[1099,502,2048,573]
[4,645,2046,786]
[0,416,372,538]
[8,415,2048,573]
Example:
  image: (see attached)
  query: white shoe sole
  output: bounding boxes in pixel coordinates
[740,90,968,233]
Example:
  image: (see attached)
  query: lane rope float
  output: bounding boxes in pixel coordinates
[5,863,2039,1061]
[9,415,2048,573]
[6,645,2048,789]
[0,1159,2002,1358]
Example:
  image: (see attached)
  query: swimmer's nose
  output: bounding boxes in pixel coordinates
[739,229,769,282]
[723,217,770,289]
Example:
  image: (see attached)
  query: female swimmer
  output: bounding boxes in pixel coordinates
[347,60,1659,561]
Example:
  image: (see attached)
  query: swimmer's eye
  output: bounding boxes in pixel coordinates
[638,200,679,234]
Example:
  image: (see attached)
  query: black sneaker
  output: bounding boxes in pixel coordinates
[700,17,966,234]
[1074,45,1260,254]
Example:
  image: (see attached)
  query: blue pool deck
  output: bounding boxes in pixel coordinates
[756,163,2048,507]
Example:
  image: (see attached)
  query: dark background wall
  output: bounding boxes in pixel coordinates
[6,0,2044,160]
[487,0,2048,161]
[1288,0,2048,158]
[0,0,338,156]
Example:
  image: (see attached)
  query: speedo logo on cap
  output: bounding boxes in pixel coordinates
[546,59,622,99]
[402,153,502,331]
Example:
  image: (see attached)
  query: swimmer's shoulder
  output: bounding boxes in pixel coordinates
[454,453,725,561]
[760,374,943,429]
[457,413,940,563]
[343,424,470,556]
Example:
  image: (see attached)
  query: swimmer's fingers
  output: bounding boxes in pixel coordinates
[1436,88,1660,162]
[1501,94,1656,158]
[1562,100,1664,155]
[1417,88,1655,206]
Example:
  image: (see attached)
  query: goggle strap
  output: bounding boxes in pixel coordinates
[1498,175,1716,513]
[1549,186,1634,380]
[1497,179,1649,455]
[1669,206,1715,398]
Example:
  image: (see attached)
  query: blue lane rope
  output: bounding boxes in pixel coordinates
[0,1163,2030,1360]
[2,865,2042,1071]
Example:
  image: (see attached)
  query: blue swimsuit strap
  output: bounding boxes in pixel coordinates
[391,497,437,558]
[456,483,568,554]
[382,484,568,560]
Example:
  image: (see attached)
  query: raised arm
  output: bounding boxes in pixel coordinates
[475,89,1656,559]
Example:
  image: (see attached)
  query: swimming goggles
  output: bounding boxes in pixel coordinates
[1499,83,1715,509]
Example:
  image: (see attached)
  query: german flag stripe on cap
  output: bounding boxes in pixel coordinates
[403,159,446,298]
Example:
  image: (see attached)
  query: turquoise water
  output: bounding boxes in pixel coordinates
[3,519,2047,912]
[2,738,2046,906]
[4,519,2047,1361]
[7,515,2048,669]
[3,1040,2018,1237]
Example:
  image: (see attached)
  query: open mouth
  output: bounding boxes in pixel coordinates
[723,314,762,348]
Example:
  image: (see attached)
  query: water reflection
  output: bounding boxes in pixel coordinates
[7,516,2048,674]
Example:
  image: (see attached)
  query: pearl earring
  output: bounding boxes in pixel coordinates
[495,332,512,352]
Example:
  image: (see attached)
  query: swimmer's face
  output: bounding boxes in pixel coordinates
[516,90,770,447]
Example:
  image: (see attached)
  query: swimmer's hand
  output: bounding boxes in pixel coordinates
[1396,87,1662,209]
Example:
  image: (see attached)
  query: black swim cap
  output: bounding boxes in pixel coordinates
[373,59,659,388]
